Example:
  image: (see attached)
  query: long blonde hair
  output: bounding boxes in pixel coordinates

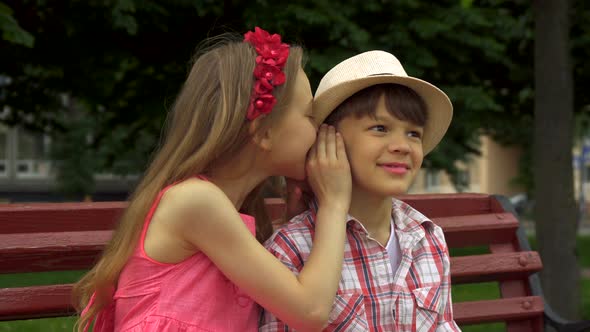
[72,34,304,330]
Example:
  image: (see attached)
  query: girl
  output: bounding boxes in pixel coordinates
[73,27,351,331]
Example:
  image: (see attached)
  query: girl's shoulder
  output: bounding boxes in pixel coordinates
[159,177,232,216]
[155,177,242,236]
[155,178,254,253]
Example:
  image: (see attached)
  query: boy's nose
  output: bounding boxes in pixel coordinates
[388,137,411,154]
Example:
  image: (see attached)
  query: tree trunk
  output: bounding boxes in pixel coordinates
[533,0,580,320]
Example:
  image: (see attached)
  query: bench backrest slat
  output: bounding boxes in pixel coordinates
[0,202,125,234]
[434,213,518,248]
[450,252,542,284]
[0,285,75,321]
[0,194,492,234]
[0,231,111,273]
[397,193,492,217]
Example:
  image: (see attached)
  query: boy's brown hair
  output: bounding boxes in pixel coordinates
[324,83,428,127]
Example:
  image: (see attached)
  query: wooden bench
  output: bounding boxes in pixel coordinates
[0,193,589,331]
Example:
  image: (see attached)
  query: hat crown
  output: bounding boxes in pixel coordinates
[316,51,408,97]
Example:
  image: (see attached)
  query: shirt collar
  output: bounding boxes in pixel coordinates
[308,197,433,235]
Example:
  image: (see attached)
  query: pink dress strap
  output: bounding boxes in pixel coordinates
[138,181,178,249]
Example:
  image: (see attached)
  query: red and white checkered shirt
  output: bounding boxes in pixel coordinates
[259,198,461,332]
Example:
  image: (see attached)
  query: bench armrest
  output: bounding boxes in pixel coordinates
[493,195,590,332]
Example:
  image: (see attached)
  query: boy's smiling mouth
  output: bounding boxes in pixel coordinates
[378,162,410,175]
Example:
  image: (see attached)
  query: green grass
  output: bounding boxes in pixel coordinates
[0,270,86,288]
[449,245,488,257]
[0,317,77,332]
[460,321,505,332]
[580,236,590,268]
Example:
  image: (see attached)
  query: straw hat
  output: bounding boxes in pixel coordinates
[313,50,453,155]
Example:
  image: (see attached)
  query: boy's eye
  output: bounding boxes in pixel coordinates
[408,130,422,138]
[408,130,423,139]
[370,125,387,132]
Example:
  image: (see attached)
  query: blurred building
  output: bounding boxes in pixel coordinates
[409,135,525,197]
[0,124,133,202]
[410,135,590,221]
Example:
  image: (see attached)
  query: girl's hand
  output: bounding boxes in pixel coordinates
[306,124,351,214]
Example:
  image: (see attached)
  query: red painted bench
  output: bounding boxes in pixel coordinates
[0,193,588,331]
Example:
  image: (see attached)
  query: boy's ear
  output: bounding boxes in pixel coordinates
[248,116,272,151]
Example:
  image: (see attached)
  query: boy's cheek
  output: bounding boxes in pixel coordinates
[339,137,353,157]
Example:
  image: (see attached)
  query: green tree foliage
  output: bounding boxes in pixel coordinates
[0,0,588,196]
[0,1,34,47]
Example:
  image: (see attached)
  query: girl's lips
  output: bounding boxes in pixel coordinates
[380,163,410,175]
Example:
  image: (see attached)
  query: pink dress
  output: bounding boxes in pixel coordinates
[83,179,260,331]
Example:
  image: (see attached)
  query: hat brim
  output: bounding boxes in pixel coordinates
[313,75,453,155]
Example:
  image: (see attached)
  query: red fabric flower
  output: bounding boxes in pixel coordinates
[254,64,286,86]
[247,94,276,120]
[244,27,290,120]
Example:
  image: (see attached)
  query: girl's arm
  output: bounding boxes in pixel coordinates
[169,126,350,331]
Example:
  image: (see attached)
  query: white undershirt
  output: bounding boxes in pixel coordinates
[385,217,402,275]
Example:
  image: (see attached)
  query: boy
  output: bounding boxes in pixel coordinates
[260,51,460,331]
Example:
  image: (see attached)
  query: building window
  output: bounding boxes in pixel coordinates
[15,128,51,179]
[425,170,440,190]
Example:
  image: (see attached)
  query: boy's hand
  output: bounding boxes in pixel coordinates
[306,124,351,214]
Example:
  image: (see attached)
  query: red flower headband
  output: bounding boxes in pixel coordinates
[244,27,290,120]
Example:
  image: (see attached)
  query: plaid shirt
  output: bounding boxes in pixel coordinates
[259,198,461,332]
